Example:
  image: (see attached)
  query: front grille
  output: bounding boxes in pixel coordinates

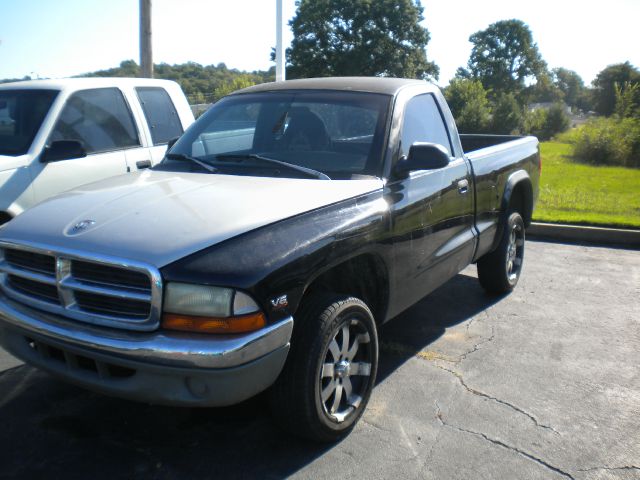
[5,249,56,275]
[7,275,60,304]
[75,291,150,318]
[0,244,161,331]
[72,261,151,292]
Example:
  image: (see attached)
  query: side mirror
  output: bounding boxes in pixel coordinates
[167,136,180,150]
[395,142,450,175]
[41,140,87,162]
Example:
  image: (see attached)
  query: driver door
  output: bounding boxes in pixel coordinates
[30,88,137,204]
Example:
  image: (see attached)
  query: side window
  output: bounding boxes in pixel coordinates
[400,94,453,157]
[135,87,183,145]
[191,102,259,156]
[50,88,139,154]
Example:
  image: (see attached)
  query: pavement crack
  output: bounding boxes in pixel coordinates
[435,364,560,435]
[459,325,495,361]
[577,465,640,473]
[434,403,574,480]
[427,404,443,460]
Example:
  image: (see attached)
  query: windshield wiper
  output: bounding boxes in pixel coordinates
[165,153,218,173]
[215,153,331,180]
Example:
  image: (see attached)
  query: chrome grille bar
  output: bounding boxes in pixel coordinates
[0,241,162,331]
[60,278,152,302]
[0,261,57,285]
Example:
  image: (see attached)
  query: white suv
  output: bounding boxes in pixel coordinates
[0,78,194,224]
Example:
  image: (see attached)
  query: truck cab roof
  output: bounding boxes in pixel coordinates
[233,77,439,96]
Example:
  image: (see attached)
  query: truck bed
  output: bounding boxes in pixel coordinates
[459,134,527,153]
[458,134,540,261]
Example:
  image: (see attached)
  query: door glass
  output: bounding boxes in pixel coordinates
[0,89,58,156]
[401,94,453,156]
[50,88,139,154]
[135,87,183,145]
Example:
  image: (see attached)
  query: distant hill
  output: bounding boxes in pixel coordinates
[82,60,274,104]
[1,60,275,104]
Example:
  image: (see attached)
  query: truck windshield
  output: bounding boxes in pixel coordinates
[164,91,391,179]
[0,89,58,156]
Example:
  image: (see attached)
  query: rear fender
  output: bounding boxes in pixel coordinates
[493,170,533,250]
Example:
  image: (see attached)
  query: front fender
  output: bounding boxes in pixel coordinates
[161,190,391,323]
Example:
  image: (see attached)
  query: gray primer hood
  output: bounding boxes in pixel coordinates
[1,171,383,267]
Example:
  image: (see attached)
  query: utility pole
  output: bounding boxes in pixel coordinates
[140,0,153,78]
[275,0,285,81]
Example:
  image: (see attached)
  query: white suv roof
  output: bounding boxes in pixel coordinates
[0,77,180,92]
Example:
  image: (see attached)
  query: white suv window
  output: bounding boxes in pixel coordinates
[50,88,139,154]
[135,87,183,145]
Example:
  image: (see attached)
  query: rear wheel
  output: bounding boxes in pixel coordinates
[477,211,525,294]
[269,294,378,442]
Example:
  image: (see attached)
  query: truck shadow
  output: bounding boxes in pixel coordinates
[0,272,503,479]
[377,272,504,382]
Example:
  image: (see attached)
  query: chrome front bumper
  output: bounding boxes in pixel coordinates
[0,293,293,406]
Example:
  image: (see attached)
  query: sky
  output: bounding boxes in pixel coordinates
[0,0,639,86]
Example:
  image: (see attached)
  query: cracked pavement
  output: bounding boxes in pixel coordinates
[0,240,639,479]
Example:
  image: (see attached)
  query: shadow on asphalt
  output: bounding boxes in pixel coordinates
[526,236,640,251]
[377,273,504,382]
[0,273,502,479]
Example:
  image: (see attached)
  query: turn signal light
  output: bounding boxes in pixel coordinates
[162,312,266,334]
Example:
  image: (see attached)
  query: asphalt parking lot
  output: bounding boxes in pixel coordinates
[0,240,638,480]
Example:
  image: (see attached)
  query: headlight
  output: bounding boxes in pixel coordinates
[162,282,265,334]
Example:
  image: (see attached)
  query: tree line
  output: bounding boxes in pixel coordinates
[280,0,639,166]
[284,2,640,139]
[2,0,638,146]
[83,60,275,104]
[1,60,274,104]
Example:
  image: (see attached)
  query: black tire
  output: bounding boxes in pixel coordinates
[477,211,526,294]
[269,293,379,442]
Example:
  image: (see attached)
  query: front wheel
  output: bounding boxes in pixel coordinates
[269,294,378,442]
[477,211,526,294]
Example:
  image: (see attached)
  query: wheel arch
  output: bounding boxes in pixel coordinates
[501,170,533,227]
[298,252,389,325]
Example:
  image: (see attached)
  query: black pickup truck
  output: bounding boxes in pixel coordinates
[0,77,539,441]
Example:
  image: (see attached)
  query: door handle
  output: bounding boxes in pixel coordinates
[457,179,469,194]
[136,160,152,169]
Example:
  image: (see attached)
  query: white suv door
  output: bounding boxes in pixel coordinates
[30,87,141,203]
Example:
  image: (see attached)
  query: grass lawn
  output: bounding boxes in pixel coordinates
[534,141,640,228]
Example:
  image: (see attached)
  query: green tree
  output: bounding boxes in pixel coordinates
[491,93,523,134]
[523,72,563,104]
[444,78,491,133]
[552,68,585,109]
[544,103,570,137]
[285,0,438,80]
[213,75,256,100]
[85,60,140,77]
[592,62,640,116]
[614,81,640,118]
[75,61,273,105]
[459,19,546,96]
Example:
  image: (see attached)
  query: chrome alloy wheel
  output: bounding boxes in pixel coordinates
[319,319,373,423]
[506,221,525,282]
